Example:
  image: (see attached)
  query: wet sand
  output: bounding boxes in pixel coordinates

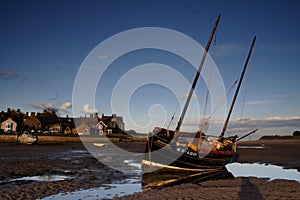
[0,143,130,199]
[118,140,300,200]
[0,140,299,199]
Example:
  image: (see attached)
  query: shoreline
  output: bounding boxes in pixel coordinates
[0,134,147,144]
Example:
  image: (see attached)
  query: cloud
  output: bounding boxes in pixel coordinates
[29,103,54,110]
[227,116,300,131]
[246,100,274,105]
[59,102,72,112]
[0,70,29,84]
[79,104,99,114]
[177,115,300,136]
[29,102,72,113]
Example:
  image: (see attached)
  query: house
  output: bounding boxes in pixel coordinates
[76,123,91,135]
[49,123,61,133]
[36,110,60,131]
[23,112,41,131]
[63,126,72,134]
[0,108,25,133]
[59,115,76,135]
[94,121,107,135]
[98,114,125,134]
[0,117,17,133]
[74,114,98,135]
[0,108,126,136]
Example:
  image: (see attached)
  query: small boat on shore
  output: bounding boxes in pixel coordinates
[142,15,257,184]
[93,143,109,147]
[16,131,38,145]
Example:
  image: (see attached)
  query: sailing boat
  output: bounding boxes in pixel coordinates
[142,15,257,179]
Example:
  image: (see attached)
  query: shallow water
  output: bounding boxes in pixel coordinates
[238,146,265,149]
[41,183,141,200]
[41,159,142,200]
[38,159,300,199]
[1,175,72,183]
[226,162,300,182]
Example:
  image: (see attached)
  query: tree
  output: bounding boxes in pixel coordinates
[293,131,300,136]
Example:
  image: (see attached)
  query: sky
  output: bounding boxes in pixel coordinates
[1,0,300,138]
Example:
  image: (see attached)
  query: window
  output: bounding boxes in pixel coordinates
[5,123,11,129]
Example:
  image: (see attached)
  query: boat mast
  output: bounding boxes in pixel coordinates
[174,15,220,136]
[220,36,256,138]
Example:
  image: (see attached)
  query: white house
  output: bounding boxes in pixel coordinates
[1,118,17,133]
[94,121,107,135]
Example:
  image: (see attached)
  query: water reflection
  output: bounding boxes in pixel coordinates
[42,183,141,200]
[142,162,300,189]
[1,175,72,183]
[142,167,233,189]
[226,163,300,182]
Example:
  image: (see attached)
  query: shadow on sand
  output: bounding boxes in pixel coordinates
[238,177,263,200]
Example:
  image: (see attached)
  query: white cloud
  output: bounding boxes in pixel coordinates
[29,102,73,113]
[246,100,274,105]
[29,103,54,110]
[226,116,300,134]
[79,104,99,114]
[59,102,72,112]
[171,115,300,137]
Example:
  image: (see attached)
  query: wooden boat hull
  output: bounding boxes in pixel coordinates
[141,128,238,189]
[142,127,238,173]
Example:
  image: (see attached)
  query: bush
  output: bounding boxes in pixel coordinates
[293,131,300,136]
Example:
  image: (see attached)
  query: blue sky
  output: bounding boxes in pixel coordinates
[1,0,300,138]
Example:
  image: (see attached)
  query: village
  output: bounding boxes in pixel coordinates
[0,108,125,136]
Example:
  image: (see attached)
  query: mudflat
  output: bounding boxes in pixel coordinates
[0,139,299,199]
[118,140,300,199]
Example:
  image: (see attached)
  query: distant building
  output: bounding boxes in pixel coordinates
[98,114,125,134]
[0,117,17,133]
[24,112,41,131]
[49,123,61,133]
[59,115,76,135]
[0,108,125,136]
[73,114,98,135]
[72,113,125,135]
[0,108,25,133]
[36,110,60,131]
[94,121,108,135]
[76,123,91,135]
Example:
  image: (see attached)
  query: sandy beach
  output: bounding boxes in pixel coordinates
[0,139,299,199]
